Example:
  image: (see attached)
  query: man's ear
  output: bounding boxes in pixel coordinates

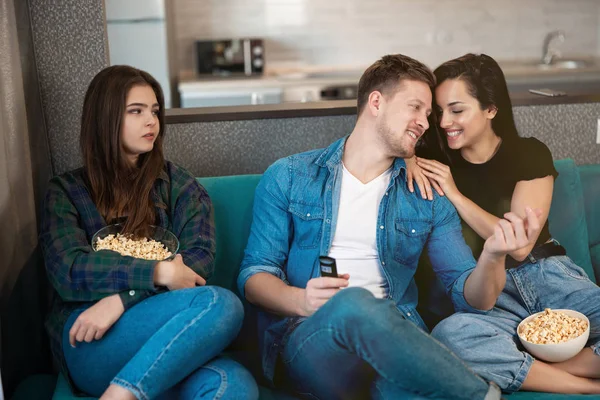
[486,105,498,120]
[368,91,383,117]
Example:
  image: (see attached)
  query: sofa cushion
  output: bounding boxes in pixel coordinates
[506,390,600,399]
[548,159,595,283]
[578,164,600,282]
[50,370,299,400]
[51,374,95,400]
[20,371,597,400]
[197,175,265,369]
[198,175,262,293]
[11,373,57,400]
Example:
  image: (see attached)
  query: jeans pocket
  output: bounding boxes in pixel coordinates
[551,256,590,281]
[289,202,324,249]
[393,218,431,265]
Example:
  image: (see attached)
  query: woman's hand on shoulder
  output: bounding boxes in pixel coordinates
[405,156,442,201]
[154,254,206,290]
[69,294,125,347]
[416,157,461,200]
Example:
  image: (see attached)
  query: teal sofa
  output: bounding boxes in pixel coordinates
[13,159,600,399]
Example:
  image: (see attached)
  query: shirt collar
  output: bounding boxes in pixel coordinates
[315,135,408,182]
[157,165,169,182]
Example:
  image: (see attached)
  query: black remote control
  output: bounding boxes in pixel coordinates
[319,256,338,278]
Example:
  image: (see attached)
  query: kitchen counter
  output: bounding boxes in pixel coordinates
[167,82,600,124]
[179,57,600,89]
[178,72,362,91]
[178,69,364,106]
[171,57,600,123]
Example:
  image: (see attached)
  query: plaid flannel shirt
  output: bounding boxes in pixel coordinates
[40,161,215,383]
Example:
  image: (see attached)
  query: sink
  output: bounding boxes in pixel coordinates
[500,57,600,84]
[500,58,597,73]
[536,59,591,70]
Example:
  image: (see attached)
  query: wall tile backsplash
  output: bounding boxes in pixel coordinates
[173,0,600,73]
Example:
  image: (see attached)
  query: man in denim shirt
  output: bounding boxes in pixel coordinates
[238,54,542,400]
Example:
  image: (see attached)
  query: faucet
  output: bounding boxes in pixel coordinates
[542,30,565,65]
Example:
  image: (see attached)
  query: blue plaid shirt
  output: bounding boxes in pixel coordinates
[40,161,215,384]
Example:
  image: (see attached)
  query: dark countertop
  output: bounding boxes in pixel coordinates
[166,81,600,124]
[509,81,600,106]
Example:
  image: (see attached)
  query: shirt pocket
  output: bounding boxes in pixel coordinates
[289,202,324,250]
[394,218,432,265]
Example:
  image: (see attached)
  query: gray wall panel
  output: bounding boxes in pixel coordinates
[514,103,600,165]
[164,115,355,177]
[28,0,108,176]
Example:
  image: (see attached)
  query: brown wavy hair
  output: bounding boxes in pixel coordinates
[80,65,166,238]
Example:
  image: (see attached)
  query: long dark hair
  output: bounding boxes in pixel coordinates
[80,65,166,237]
[419,54,519,162]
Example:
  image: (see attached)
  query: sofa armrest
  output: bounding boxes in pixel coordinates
[578,164,600,283]
[549,159,595,283]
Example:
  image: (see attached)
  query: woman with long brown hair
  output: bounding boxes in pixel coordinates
[410,54,600,395]
[40,65,258,399]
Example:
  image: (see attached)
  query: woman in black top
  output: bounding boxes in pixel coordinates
[413,54,600,394]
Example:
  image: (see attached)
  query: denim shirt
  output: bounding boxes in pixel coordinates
[238,136,480,383]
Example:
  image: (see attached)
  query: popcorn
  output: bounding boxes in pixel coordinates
[95,233,172,261]
[519,308,588,345]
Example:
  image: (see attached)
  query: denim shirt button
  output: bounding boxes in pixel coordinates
[326,219,331,223]
[411,229,416,233]
[306,213,311,217]
[380,225,384,229]
[381,261,385,265]
[407,312,412,317]
[129,290,135,296]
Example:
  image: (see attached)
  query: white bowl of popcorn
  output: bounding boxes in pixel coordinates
[517,308,590,362]
[92,224,179,261]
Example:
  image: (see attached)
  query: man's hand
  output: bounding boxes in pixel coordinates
[69,294,125,347]
[301,274,350,317]
[154,254,206,290]
[483,207,542,259]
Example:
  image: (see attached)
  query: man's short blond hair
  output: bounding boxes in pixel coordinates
[357,54,435,116]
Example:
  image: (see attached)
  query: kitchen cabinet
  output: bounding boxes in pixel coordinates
[180,86,283,107]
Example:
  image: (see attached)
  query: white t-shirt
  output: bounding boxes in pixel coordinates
[327,163,391,298]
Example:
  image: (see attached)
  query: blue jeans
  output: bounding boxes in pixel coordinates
[63,286,259,400]
[279,288,500,400]
[432,255,600,393]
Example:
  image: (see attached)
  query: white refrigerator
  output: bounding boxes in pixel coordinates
[105,0,172,108]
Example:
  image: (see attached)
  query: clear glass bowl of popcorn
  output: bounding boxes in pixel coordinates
[91,224,179,261]
[517,309,590,362]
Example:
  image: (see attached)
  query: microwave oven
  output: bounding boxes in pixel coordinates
[196,38,264,76]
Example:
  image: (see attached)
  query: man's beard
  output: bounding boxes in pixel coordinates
[376,119,415,158]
